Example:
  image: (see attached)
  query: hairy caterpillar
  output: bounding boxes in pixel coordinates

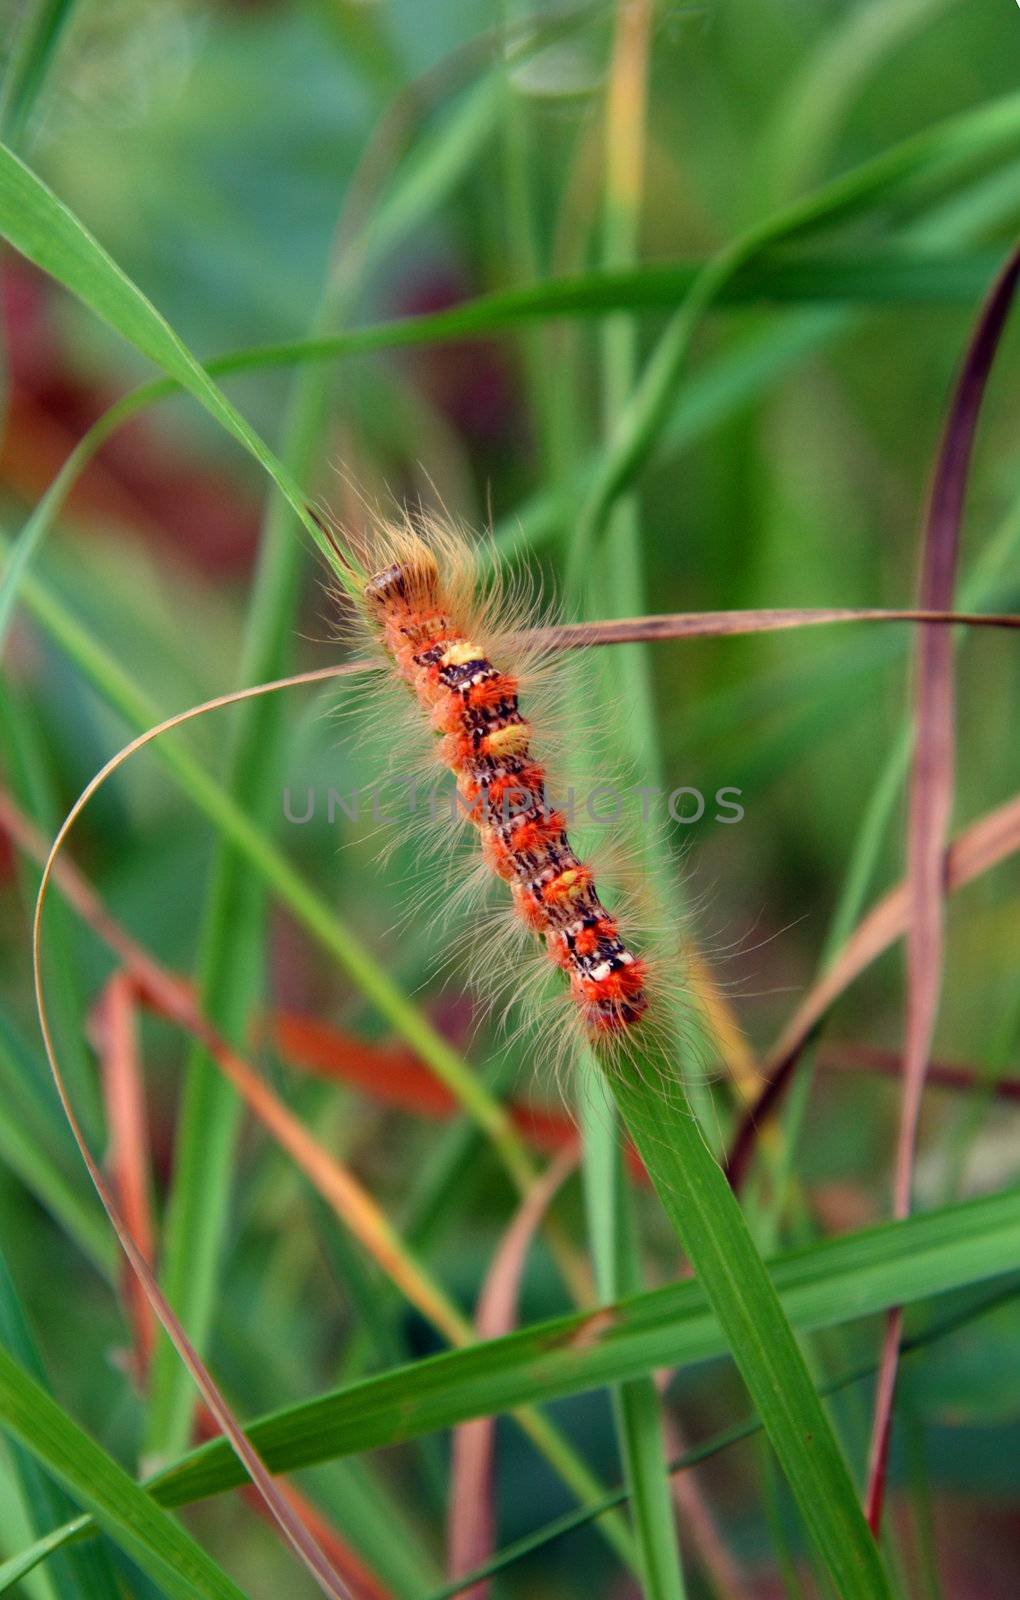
[333,509,668,1071]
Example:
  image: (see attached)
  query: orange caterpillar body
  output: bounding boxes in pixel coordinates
[362,539,648,1037]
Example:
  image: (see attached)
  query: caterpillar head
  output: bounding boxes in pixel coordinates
[363,539,440,615]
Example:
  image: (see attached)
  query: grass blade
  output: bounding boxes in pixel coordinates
[0,1346,251,1600]
[0,1245,120,1599]
[865,234,1020,1530]
[0,0,76,148]
[605,1046,892,1599]
[428,1282,1020,1599]
[5,1189,1020,1587]
[123,1182,1020,1501]
[572,86,1020,569]
[0,142,349,584]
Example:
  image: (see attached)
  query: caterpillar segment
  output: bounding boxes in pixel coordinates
[364,546,649,1036]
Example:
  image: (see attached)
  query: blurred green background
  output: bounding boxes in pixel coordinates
[2,1,1020,1596]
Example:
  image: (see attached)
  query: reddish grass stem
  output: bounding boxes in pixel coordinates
[865,237,1020,1532]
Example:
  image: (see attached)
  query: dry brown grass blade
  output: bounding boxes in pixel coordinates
[78,951,391,1593]
[92,972,157,1383]
[536,605,1020,651]
[26,667,483,1600]
[3,791,465,1345]
[85,957,393,1597]
[725,788,1020,1189]
[448,1146,579,1599]
[865,237,1020,1532]
[192,1409,396,1600]
[0,783,607,1218]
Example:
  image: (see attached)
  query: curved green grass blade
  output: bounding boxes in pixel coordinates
[0,242,1004,656]
[169,1182,1020,1491]
[572,86,1020,568]
[6,1182,1017,1590]
[0,1346,250,1600]
[0,141,348,585]
[0,1514,91,1597]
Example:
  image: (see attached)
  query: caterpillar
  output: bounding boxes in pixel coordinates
[337,511,653,1049]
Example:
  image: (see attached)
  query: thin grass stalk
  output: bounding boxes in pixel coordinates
[580,7,687,1598]
[21,699,638,1567]
[566,87,1020,585]
[146,280,343,1463]
[498,0,560,472]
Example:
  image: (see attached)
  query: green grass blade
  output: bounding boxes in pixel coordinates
[0,243,1005,657]
[760,0,955,205]
[0,679,106,1138]
[0,0,76,148]
[0,142,348,584]
[0,1245,120,1599]
[7,1193,1019,1582]
[0,1515,91,1597]
[579,14,689,1583]
[0,1032,113,1276]
[582,1093,685,1598]
[0,1346,250,1600]
[433,1273,1020,1600]
[607,1051,892,1597]
[573,87,1020,565]
[155,1182,1020,1502]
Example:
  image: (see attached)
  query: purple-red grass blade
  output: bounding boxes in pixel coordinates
[865,237,1020,1531]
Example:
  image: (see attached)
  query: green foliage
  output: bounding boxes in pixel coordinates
[1,2,1020,1596]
